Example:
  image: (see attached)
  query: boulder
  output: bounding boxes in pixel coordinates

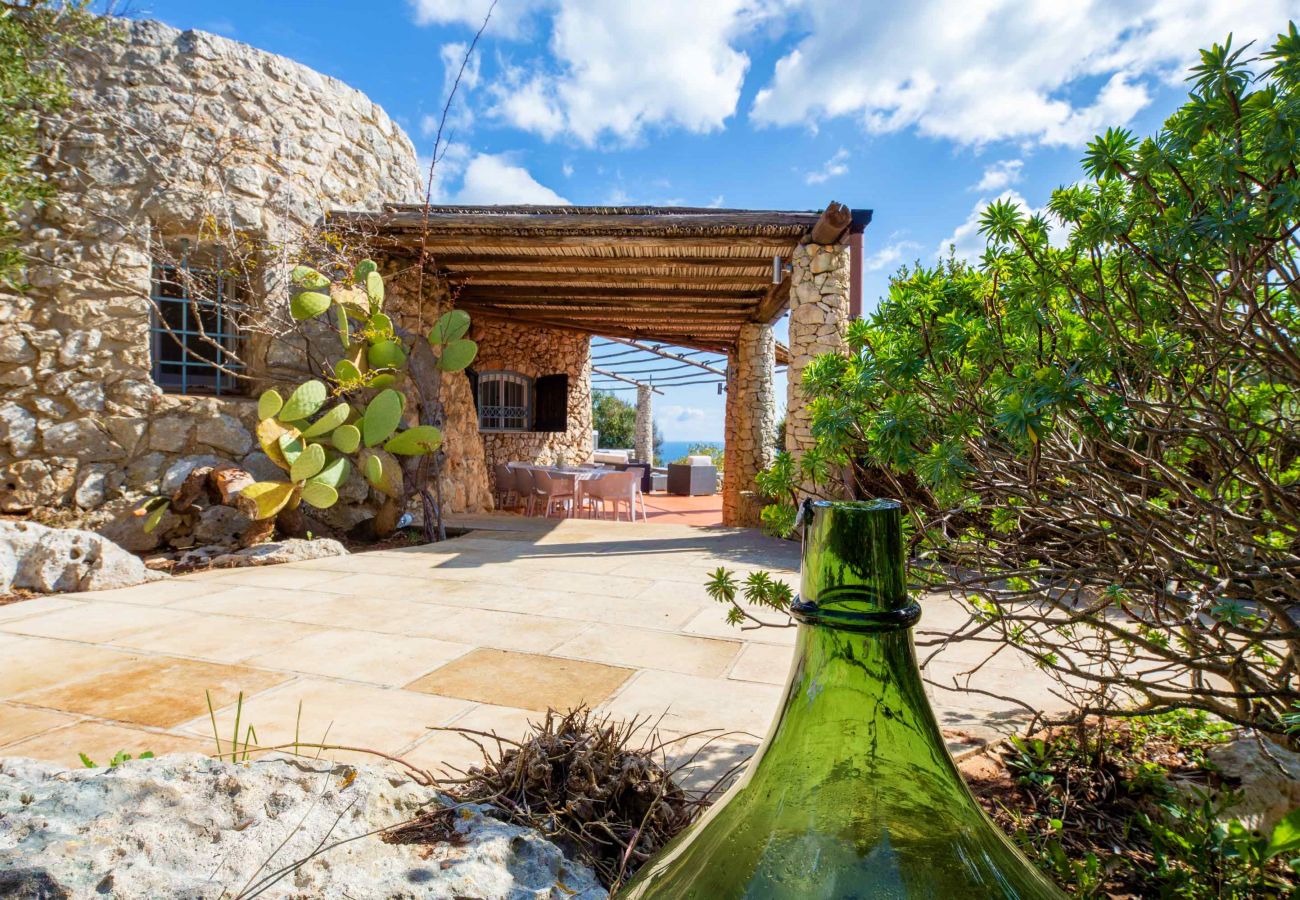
[11,525,164,593]
[0,459,77,512]
[0,755,607,900]
[94,500,175,554]
[207,537,347,567]
[159,454,225,495]
[0,540,15,594]
[195,413,253,455]
[193,504,253,545]
[1207,734,1300,833]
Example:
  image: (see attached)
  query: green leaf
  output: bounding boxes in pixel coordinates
[257,419,297,471]
[362,448,403,498]
[334,303,350,349]
[369,373,398,389]
[301,480,339,509]
[290,442,326,482]
[331,423,361,454]
[365,270,384,307]
[384,424,443,456]
[79,752,96,768]
[1267,808,1300,858]
[143,501,169,533]
[241,481,297,520]
[281,380,328,421]
[369,311,394,339]
[353,259,378,285]
[363,389,404,447]
[278,432,304,466]
[291,265,331,290]
[257,389,283,421]
[367,339,407,370]
[290,291,332,321]
[429,309,471,344]
[437,338,477,372]
[334,359,362,385]
[300,403,351,439]
[311,455,351,488]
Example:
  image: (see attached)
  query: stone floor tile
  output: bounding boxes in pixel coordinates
[168,586,335,619]
[279,595,444,633]
[0,638,144,698]
[179,677,474,760]
[597,669,783,738]
[404,607,590,654]
[407,649,634,712]
[552,625,741,678]
[0,596,82,623]
[1,721,210,767]
[516,568,654,599]
[727,642,796,685]
[112,615,325,664]
[401,703,540,775]
[20,657,289,729]
[244,630,472,686]
[0,703,82,748]
[660,729,763,794]
[0,603,198,643]
[679,607,797,646]
[197,565,358,592]
[72,579,222,606]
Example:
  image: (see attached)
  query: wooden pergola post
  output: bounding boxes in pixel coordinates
[722,322,776,527]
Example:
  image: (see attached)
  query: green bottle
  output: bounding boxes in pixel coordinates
[620,500,1064,899]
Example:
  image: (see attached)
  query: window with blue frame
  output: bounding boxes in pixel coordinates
[149,243,244,395]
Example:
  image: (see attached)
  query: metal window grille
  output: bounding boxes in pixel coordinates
[477,371,531,431]
[149,241,244,395]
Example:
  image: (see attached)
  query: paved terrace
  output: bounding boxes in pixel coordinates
[0,517,1062,785]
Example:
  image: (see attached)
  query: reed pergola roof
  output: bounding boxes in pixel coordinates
[329,203,870,355]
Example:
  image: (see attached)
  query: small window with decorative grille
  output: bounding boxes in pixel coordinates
[476,370,532,431]
[149,242,244,395]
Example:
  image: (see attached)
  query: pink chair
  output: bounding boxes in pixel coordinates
[582,470,639,522]
[532,469,576,518]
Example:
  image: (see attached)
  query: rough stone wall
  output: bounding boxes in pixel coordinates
[634,384,654,464]
[471,319,593,493]
[722,323,776,527]
[0,19,421,518]
[784,240,851,472]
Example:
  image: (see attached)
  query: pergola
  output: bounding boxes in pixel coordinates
[329,203,871,525]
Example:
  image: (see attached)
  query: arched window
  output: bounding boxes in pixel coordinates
[476,370,531,431]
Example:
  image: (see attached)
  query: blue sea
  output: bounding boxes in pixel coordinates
[658,440,722,464]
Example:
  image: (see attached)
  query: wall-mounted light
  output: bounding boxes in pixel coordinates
[772,254,792,285]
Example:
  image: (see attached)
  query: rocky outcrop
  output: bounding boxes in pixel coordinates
[172,537,347,570]
[0,755,607,900]
[0,520,163,593]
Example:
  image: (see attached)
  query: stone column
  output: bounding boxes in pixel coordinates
[634,382,654,463]
[723,322,776,527]
[785,239,851,489]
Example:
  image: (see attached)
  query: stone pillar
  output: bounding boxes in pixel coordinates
[634,382,654,463]
[723,322,776,527]
[785,239,851,489]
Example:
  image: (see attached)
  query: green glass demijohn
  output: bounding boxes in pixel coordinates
[620,500,1064,899]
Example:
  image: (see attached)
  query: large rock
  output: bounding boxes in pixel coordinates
[207,537,348,567]
[8,524,164,593]
[1207,734,1300,832]
[0,755,607,900]
[195,413,253,455]
[0,459,77,512]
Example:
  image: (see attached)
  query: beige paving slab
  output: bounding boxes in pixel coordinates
[516,568,655,599]
[244,629,472,686]
[402,703,540,774]
[727,642,796,685]
[2,721,210,768]
[0,596,82,623]
[403,606,590,654]
[0,637,145,698]
[72,578,224,606]
[279,595,445,633]
[0,703,82,748]
[181,677,475,760]
[111,615,326,664]
[195,565,359,592]
[552,625,741,678]
[449,584,707,632]
[21,657,290,728]
[168,585,336,619]
[598,669,783,738]
[0,603,198,643]
[407,648,634,712]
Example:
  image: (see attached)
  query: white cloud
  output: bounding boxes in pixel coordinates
[804,148,849,185]
[706,195,726,208]
[971,158,1023,192]
[486,0,770,144]
[453,153,569,204]
[408,0,544,39]
[752,0,1291,147]
[661,405,707,422]
[562,162,574,177]
[864,239,920,272]
[937,189,1069,262]
[440,41,482,92]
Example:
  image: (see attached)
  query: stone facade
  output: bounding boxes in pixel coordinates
[0,19,423,518]
[784,239,851,484]
[472,319,594,495]
[722,323,776,527]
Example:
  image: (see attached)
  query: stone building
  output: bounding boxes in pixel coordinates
[0,19,867,532]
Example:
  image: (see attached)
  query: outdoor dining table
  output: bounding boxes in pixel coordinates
[505,463,618,518]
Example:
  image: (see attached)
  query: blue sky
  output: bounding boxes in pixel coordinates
[138,0,1295,441]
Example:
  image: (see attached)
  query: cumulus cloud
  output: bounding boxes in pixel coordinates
[971,159,1023,192]
[408,0,545,39]
[751,0,1290,147]
[804,148,849,185]
[937,190,1069,262]
[453,153,569,204]
[661,405,707,422]
[864,239,920,273]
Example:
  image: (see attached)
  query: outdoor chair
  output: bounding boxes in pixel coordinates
[532,469,577,518]
[512,466,538,516]
[582,470,640,522]
[493,463,518,510]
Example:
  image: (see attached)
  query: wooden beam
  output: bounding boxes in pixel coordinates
[363,234,805,251]
[432,254,778,269]
[456,297,755,310]
[462,306,750,322]
[752,275,792,323]
[470,309,734,353]
[601,337,727,377]
[458,285,760,301]
[447,271,770,287]
[592,367,664,394]
[341,209,823,232]
[810,201,853,245]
